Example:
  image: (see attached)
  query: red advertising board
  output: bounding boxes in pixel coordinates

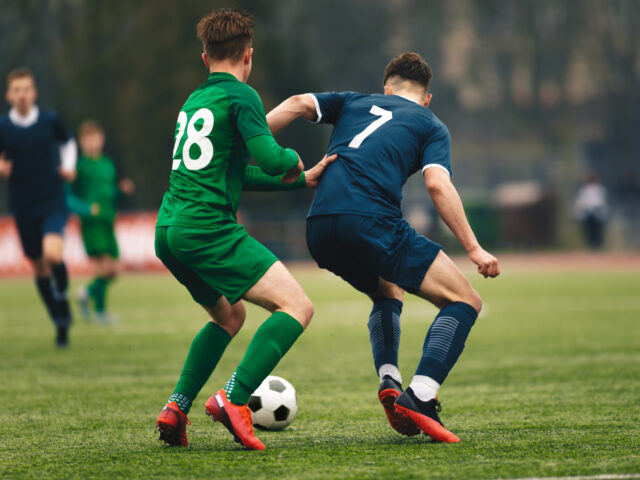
[0,212,165,276]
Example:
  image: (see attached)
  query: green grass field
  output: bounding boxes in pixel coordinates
[1,266,639,479]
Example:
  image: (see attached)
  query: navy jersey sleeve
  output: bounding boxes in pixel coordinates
[51,111,72,142]
[309,91,355,125]
[421,122,452,176]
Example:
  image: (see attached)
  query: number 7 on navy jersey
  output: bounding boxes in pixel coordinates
[348,105,393,149]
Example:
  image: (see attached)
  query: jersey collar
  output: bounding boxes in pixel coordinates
[396,94,420,105]
[9,105,39,128]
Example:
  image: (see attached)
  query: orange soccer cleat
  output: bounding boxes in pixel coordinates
[394,388,460,443]
[157,401,191,446]
[378,376,420,436]
[205,389,265,451]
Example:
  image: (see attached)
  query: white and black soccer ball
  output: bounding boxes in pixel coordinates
[248,375,297,430]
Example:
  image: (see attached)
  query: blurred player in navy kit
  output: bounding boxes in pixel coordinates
[0,68,77,347]
[267,52,500,442]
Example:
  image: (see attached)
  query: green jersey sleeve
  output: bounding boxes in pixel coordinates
[243,165,305,191]
[246,135,299,176]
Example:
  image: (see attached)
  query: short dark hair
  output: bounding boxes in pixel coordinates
[6,67,35,88]
[197,8,255,62]
[383,52,432,90]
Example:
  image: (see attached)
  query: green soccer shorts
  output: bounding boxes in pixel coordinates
[154,223,278,306]
[81,220,119,258]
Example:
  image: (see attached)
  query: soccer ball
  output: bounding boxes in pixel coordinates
[248,375,297,430]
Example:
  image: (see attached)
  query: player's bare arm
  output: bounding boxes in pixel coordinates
[0,152,12,178]
[424,167,500,278]
[266,94,317,134]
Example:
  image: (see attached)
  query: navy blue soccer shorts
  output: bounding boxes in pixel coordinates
[14,210,68,259]
[306,214,442,294]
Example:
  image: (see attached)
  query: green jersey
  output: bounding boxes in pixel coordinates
[156,72,299,228]
[69,154,118,221]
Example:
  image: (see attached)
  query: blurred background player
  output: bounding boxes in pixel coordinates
[267,52,500,443]
[0,68,76,347]
[573,170,608,250]
[68,120,135,323]
[154,8,334,450]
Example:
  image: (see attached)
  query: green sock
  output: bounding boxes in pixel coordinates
[225,311,303,405]
[171,321,232,413]
[88,277,109,313]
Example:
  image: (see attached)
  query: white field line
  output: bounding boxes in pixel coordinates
[501,474,640,480]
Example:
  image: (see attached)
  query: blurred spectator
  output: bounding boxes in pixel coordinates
[574,170,608,249]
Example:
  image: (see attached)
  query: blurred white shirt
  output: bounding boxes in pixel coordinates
[574,183,608,221]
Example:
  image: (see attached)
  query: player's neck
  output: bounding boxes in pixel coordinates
[209,61,246,83]
[393,91,423,105]
[9,105,39,127]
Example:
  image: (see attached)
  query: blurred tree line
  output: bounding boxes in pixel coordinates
[1,0,638,218]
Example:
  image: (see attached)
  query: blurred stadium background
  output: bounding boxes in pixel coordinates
[1,0,639,274]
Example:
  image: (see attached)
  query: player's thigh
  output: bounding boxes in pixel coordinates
[42,234,64,264]
[154,226,222,307]
[242,261,312,327]
[167,224,279,306]
[369,277,404,302]
[306,215,381,294]
[42,211,68,263]
[82,221,119,259]
[414,250,481,312]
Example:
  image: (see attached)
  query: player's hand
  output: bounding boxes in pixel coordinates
[90,202,101,217]
[468,246,500,278]
[59,167,76,182]
[119,177,136,196]
[304,154,337,188]
[281,156,304,185]
[0,153,12,178]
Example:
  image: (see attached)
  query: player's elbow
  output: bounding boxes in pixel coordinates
[425,176,445,195]
[290,94,317,120]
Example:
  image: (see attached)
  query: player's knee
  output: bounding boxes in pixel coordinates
[465,289,482,314]
[43,251,63,265]
[292,295,314,329]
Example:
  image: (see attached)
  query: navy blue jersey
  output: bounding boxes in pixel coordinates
[0,108,71,215]
[307,92,451,219]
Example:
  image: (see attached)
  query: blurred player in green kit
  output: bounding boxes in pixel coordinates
[68,120,135,323]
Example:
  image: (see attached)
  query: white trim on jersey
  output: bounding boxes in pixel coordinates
[59,138,78,172]
[9,106,39,128]
[396,94,420,105]
[422,163,450,175]
[307,93,323,123]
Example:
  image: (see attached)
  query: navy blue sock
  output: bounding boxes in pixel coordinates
[415,301,478,384]
[51,262,69,293]
[35,277,58,325]
[368,299,402,373]
[50,262,71,327]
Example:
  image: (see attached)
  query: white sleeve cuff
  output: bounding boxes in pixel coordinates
[60,138,78,172]
[307,93,322,123]
[422,163,450,175]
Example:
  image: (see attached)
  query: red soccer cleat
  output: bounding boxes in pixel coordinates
[394,388,460,443]
[157,401,191,446]
[378,376,420,436]
[205,389,265,450]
